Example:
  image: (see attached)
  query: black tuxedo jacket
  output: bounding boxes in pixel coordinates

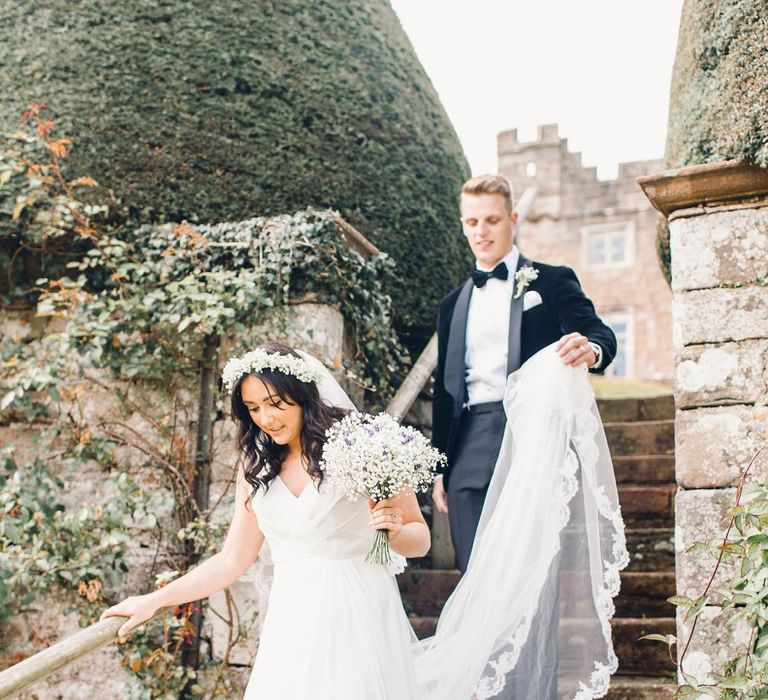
[432,257,616,483]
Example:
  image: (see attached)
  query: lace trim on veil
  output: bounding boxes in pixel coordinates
[473,368,629,700]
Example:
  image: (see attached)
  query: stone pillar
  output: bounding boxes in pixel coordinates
[638,161,768,681]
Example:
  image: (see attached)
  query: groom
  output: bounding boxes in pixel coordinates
[431,174,616,572]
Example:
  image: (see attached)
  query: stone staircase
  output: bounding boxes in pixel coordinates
[399,393,677,698]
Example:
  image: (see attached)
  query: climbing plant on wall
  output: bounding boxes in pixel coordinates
[1,106,407,697]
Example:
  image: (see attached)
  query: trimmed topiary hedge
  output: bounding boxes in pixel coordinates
[656,0,767,285]
[666,0,768,169]
[0,0,471,333]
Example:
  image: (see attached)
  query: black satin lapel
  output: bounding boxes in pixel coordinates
[506,255,531,375]
[444,279,474,409]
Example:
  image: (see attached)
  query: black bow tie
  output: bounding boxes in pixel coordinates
[471,262,509,288]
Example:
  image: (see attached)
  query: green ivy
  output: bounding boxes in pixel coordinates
[0,449,167,628]
[645,441,768,698]
[3,209,406,406]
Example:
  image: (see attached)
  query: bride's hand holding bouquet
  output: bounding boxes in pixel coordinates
[320,412,446,565]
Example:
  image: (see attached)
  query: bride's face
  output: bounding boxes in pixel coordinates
[240,375,304,449]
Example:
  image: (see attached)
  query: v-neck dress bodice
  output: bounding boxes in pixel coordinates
[243,477,421,699]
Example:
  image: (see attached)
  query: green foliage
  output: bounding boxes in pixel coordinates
[3,209,406,403]
[0,449,166,627]
[666,0,768,169]
[645,440,768,698]
[0,0,472,331]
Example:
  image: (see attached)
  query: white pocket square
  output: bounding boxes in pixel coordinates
[522,290,543,311]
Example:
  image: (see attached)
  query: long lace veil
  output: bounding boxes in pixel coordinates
[413,344,629,699]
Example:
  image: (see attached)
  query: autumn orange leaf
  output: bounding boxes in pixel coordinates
[36,119,55,136]
[48,138,72,158]
[21,102,46,121]
[69,176,97,187]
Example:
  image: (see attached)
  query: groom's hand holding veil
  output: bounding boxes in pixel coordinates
[555,331,598,368]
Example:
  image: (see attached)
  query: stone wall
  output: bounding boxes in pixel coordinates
[639,161,768,682]
[498,124,673,382]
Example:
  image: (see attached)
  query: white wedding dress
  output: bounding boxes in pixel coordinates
[243,476,422,699]
[243,345,628,699]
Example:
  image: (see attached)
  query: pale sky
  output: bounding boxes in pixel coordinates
[390,1,684,180]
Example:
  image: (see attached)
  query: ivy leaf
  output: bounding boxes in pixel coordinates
[685,595,709,621]
[718,675,749,689]
[720,542,746,556]
[668,595,695,608]
[640,633,677,646]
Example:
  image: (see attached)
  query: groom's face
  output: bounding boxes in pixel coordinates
[460,193,517,269]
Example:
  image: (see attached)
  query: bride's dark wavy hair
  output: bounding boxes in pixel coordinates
[230,343,348,494]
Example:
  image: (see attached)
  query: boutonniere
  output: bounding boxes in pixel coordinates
[514,265,539,299]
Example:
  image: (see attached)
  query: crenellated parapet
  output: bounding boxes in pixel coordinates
[497,123,673,383]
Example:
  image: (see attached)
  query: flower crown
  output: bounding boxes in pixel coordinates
[221,348,322,394]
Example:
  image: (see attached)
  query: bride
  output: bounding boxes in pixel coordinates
[102,342,627,699]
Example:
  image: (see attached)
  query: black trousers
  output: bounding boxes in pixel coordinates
[446,401,506,573]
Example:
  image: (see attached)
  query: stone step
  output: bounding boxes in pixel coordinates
[605,676,676,699]
[398,569,460,617]
[613,618,676,677]
[408,616,676,677]
[604,420,675,458]
[409,615,438,639]
[625,529,675,572]
[615,572,676,618]
[618,485,675,528]
[596,395,675,423]
[399,570,675,619]
[613,455,675,484]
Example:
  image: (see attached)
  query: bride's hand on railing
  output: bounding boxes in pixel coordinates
[100,594,161,639]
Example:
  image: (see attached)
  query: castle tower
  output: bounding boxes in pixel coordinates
[498,124,672,382]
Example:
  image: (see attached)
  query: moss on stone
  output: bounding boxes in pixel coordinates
[0,1,471,332]
[666,0,768,169]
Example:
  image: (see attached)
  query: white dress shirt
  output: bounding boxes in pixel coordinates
[464,247,520,405]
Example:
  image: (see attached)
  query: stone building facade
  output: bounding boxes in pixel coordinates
[498,124,673,382]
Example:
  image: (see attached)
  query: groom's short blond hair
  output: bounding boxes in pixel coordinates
[460,174,515,213]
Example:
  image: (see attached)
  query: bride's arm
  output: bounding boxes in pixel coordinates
[101,470,264,637]
[370,490,430,558]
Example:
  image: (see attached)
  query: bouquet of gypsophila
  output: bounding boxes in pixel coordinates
[320,412,446,566]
